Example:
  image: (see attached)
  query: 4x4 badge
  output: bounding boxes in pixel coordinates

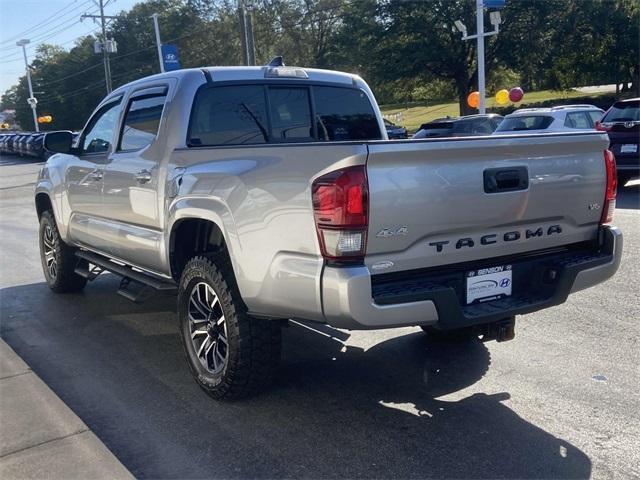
[376,226,408,238]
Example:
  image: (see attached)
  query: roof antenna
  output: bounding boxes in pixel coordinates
[266,56,285,67]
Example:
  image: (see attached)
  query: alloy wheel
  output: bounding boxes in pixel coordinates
[188,281,229,374]
[42,225,57,280]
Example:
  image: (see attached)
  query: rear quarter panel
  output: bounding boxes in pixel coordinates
[167,143,368,319]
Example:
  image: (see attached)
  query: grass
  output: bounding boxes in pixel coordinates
[380,89,611,133]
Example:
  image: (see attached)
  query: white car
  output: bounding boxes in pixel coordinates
[494,105,604,135]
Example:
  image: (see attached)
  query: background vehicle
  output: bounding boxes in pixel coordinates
[384,118,408,139]
[15,134,28,156]
[37,65,622,400]
[30,133,46,158]
[413,114,503,138]
[494,105,603,135]
[596,98,639,186]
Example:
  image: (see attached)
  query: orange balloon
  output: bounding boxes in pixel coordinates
[467,91,480,109]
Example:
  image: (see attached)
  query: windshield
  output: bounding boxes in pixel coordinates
[602,101,640,122]
[496,115,554,131]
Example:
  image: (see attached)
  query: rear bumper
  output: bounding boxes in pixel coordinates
[321,226,622,330]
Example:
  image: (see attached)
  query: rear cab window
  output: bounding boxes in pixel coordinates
[497,115,554,132]
[188,82,381,147]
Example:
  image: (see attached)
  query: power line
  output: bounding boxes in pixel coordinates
[0,12,97,62]
[36,62,105,88]
[0,0,92,46]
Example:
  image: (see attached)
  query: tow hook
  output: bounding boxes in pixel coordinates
[481,317,516,342]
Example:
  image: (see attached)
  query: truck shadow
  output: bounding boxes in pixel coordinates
[0,276,591,479]
[617,180,639,210]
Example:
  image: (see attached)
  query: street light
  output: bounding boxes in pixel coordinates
[454,1,503,114]
[16,39,39,132]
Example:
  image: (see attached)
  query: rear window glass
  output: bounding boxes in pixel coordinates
[190,85,268,146]
[497,115,554,131]
[602,101,640,122]
[313,86,381,141]
[269,87,313,142]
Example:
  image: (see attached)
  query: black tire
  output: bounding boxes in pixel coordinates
[420,325,478,342]
[39,210,87,293]
[178,255,281,400]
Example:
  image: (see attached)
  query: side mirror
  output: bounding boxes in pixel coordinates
[44,131,74,154]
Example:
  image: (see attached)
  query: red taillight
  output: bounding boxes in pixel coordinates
[312,165,368,262]
[601,149,617,225]
[595,121,611,132]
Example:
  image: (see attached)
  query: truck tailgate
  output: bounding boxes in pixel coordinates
[365,132,610,274]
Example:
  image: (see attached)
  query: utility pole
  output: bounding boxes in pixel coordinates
[238,0,255,66]
[16,39,39,132]
[151,13,164,73]
[81,0,120,94]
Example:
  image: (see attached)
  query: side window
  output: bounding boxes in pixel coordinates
[313,86,381,141]
[587,110,602,126]
[189,85,268,146]
[268,87,313,142]
[81,99,122,154]
[119,91,167,151]
[564,112,591,129]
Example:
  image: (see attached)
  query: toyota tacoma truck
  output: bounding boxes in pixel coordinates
[36,61,622,399]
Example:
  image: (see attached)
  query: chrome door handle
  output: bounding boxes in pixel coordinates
[89,170,103,181]
[135,169,152,184]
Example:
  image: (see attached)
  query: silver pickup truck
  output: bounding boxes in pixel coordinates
[36,62,622,399]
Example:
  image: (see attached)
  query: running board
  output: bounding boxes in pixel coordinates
[75,250,177,302]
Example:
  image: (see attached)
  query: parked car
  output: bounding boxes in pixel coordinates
[14,134,25,156]
[384,118,408,139]
[0,134,8,153]
[37,63,621,400]
[494,105,604,135]
[5,133,16,154]
[19,133,32,156]
[596,98,639,185]
[413,114,503,138]
[25,134,38,156]
[30,133,46,158]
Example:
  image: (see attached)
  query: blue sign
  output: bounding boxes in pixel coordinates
[483,0,506,8]
[161,44,181,72]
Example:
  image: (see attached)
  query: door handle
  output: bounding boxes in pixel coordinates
[484,166,529,193]
[135,169,152,184]
[88,170,103,181]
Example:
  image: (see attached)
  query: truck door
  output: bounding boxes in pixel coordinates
[101,83,171,273]
[66,96,123,251]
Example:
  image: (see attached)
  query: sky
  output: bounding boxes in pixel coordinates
[0,0,141,96]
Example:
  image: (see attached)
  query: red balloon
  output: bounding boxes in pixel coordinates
[509,87,524,102]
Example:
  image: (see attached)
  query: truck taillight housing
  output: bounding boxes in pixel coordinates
[601,149,617,225]
[312,165,368,263]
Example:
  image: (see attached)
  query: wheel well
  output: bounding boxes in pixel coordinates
[35,193,53,219]
[170,219,228,281]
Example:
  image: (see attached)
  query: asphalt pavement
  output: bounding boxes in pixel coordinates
[0,154,638,479]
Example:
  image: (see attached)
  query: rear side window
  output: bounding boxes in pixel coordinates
[190,85,268,146]
[602,101,640,122]
[313,86,381,141]
[587,110,603,124]
[497,115,554,131]
[564,112,591,129]
[120,92,167,151]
